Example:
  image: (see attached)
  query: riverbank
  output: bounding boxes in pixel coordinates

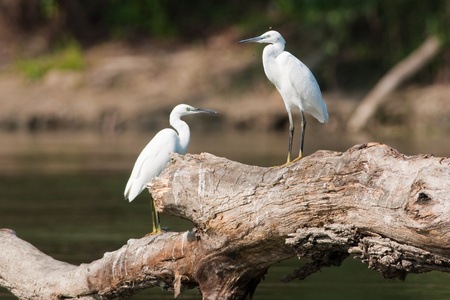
[0,33,449,139]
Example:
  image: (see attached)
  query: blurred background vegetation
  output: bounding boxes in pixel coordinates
[1,0,448,88]
[0,0,448,137]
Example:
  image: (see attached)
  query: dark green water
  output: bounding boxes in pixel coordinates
[0,131,449,299]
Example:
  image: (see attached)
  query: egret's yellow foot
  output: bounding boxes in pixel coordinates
[145,229,162,236]
[271,152,304,168]
[290,150,303,164]
[145,231,161,236]
[272,161,292,168]
[270,153,293,168]
[291,156,302,164]
[291,153,303,164]
[145,218,161,236]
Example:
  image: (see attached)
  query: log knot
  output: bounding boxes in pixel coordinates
[416,192,431,204]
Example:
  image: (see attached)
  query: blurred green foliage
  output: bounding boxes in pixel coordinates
[273,0,448,54]
[16,40,84,80]
[13,0,450,86]
[76,1,447,53]
[40,0,58,19]
[102,0,268,38]
[105,0,175,37]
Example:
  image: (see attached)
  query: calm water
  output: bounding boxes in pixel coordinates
[0,130,449,299]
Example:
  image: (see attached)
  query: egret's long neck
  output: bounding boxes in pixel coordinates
[263,41,285,59]
[262,41,285,86]
[170,115,190,154]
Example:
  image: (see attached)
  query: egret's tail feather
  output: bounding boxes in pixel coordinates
[321,111,329,123]
[124,180,146,203]
[310,107,329,123]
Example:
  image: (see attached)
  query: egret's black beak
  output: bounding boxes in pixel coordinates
[193,108,219,114]
[237,36,263,44]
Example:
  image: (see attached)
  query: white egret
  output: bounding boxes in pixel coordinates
[124,104,218,234]
[238,30,328,165]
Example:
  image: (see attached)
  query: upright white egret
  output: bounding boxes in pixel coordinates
[124,104,218,234]
[238,30,328,165]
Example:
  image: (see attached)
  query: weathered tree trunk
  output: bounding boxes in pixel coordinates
[1,143,449,299]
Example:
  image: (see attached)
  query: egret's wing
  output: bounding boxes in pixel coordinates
[124,128,178,201]
[279,52,328,123]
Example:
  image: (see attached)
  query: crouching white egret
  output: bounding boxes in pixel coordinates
[238,30,328,165]
[124,104,218,234]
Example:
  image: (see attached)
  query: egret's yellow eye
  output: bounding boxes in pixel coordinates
[186,107,191,111]
[267,35,271,38]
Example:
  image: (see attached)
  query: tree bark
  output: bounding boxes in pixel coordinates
[1,143,450,299]
[347,35,442,133]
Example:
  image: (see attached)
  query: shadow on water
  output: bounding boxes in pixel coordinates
[0,130,449,299]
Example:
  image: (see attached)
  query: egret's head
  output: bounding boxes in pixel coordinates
[171,104,218,117]
[238,30,285,45]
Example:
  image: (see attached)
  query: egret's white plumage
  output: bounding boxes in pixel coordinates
[124,104,218,233]
[124,128,179,202]
[238,30,328,164]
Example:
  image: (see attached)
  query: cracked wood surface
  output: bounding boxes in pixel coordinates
[1,143,449,299]
[153,143,450,256]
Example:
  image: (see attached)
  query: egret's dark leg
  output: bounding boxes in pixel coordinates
[153,198,161,233]
[271,110,294,168]
[287,110,294,164]
[299,110,306,159]
[293,111,306,163]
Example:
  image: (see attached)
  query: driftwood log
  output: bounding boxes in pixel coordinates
[1,143,449,299]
